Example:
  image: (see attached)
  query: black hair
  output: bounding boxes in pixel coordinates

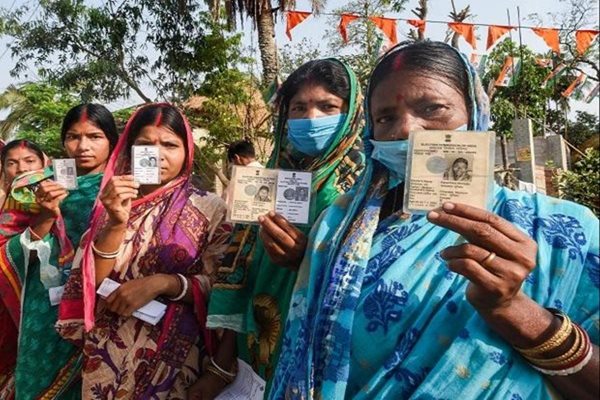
[1,139,45,168]
[125,104,188,154]
[227,139,256,162]
[61,104,119,150]
[453,157,469,166]
[258,185,270,192]
[278,59,351,110]
[368,41,471,118]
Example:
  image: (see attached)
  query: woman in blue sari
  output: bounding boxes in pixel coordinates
[271,41,599,399]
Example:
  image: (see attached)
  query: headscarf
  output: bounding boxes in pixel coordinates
[270,43,598,399]
[59,103,195,332]
[207,59,365,384]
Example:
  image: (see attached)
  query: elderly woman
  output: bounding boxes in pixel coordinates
[271,41,598,399]
[198,59,365,398]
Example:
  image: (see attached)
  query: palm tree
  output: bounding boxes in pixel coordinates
[206,0,326,86]
[0,85,31,140]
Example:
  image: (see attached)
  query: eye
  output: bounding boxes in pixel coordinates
[422,104,447,115]
[375,115,393,124]
[92,134,104,140]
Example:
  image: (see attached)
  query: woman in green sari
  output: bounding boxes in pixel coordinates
[0,104,118,399]
[194,59,365,398]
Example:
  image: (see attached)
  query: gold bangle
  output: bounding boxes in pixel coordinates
[530,325,590,369]
[525,323,581,366]
[515,310,572,356]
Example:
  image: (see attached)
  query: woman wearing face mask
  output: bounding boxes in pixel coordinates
[271,41,598,400]
[195,59,365,398]
[0,104,118,400]
[56,103,231,399]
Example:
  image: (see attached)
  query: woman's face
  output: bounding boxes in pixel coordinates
[370,71,469,141]
[133,125,186,185]
[258,188,269,200]
[3,147,44,184]
[288,84,347,120]
[63,120,111,175]
[453,161,468,179]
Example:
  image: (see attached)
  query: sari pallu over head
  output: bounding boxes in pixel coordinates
[207,59,365,382]
[57,104,220,397]
[270,41,598,400]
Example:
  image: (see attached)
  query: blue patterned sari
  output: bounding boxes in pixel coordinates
[270,43,599,400]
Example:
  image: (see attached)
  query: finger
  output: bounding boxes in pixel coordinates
[428,210,516,258]
[258,214,296,249]
[266,211,301,240]
[39,180,64,191]
[259,228,287,259]
[440,202,529,242]
[446,257,502,290]
[441,243,528,279]
[44,188,68,199]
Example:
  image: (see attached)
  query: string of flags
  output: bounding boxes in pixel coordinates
[284,10,599,102]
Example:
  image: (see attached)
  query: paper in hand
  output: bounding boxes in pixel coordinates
[132,145,161,185]
[53,159,78,190]
[97,278,167,325]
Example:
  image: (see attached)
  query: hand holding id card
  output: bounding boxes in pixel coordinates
[132,145,161,185]
[404,130,495,214]
[52,159,78,189]
[227,166,313,225]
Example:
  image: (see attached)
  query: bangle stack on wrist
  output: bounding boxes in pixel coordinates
[515,308,593,376]
[91,242,120,259]
[168,273,188,301]
[206,357,237,385]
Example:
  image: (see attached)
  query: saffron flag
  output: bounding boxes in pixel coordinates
[495,56,521,87]
[487,25,514,50]
[407,19,426,35]
[448,22,477,49]
[339,14,360,43]
[562,73,587,98]
[542,63,567,88]
[575,30,599,55]
[286,11,311,40]
[532,27,560,54]
[369,16,398,44]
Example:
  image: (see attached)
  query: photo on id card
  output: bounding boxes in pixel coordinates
[52,158,78,190]
[227,166,313,225]
[132,145,161,185]
[403,130,495,214]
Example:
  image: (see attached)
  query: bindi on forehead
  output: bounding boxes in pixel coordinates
[395,93,404,104]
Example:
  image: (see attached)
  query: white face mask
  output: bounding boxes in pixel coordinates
[370,123,469,189]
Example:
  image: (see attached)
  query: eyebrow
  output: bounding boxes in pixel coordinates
[66,130,104,135]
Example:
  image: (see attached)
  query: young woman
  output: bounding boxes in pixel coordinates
[199,59,365,398]
[0,104,118,400]
[271,41,599,400]
[56,103,231,399]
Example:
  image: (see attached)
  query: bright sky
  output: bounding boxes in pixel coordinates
[0,0,598,116]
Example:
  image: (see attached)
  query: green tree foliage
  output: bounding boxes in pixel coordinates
[481,39,553,139]
[0,82,78,157]
[0,1,244,102]
[278,38,323,79]
[565,111,599,148]
[555,148,600,216]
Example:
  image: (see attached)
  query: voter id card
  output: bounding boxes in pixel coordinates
[132,145,160,185]
[52,159,78,190]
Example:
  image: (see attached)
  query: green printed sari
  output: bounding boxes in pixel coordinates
[207,59,365,392]
[0,169,101,399]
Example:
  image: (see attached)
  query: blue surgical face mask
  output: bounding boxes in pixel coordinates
[287,114,347,156]
[371,123,469,189]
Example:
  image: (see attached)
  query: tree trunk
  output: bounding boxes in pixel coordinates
[257,4,278,86]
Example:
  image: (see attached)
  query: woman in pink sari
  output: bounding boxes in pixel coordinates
[57,103,232,399]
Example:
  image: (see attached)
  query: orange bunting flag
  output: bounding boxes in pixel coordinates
[286,11,311,40]
[448,22,477,49]
[532,27,560,54]
[575,30,599,55]
[369,16,398,44]
[487,25,514,50]
[407,19,426,35]
[562,73,587,98]
[339,14,360,43]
